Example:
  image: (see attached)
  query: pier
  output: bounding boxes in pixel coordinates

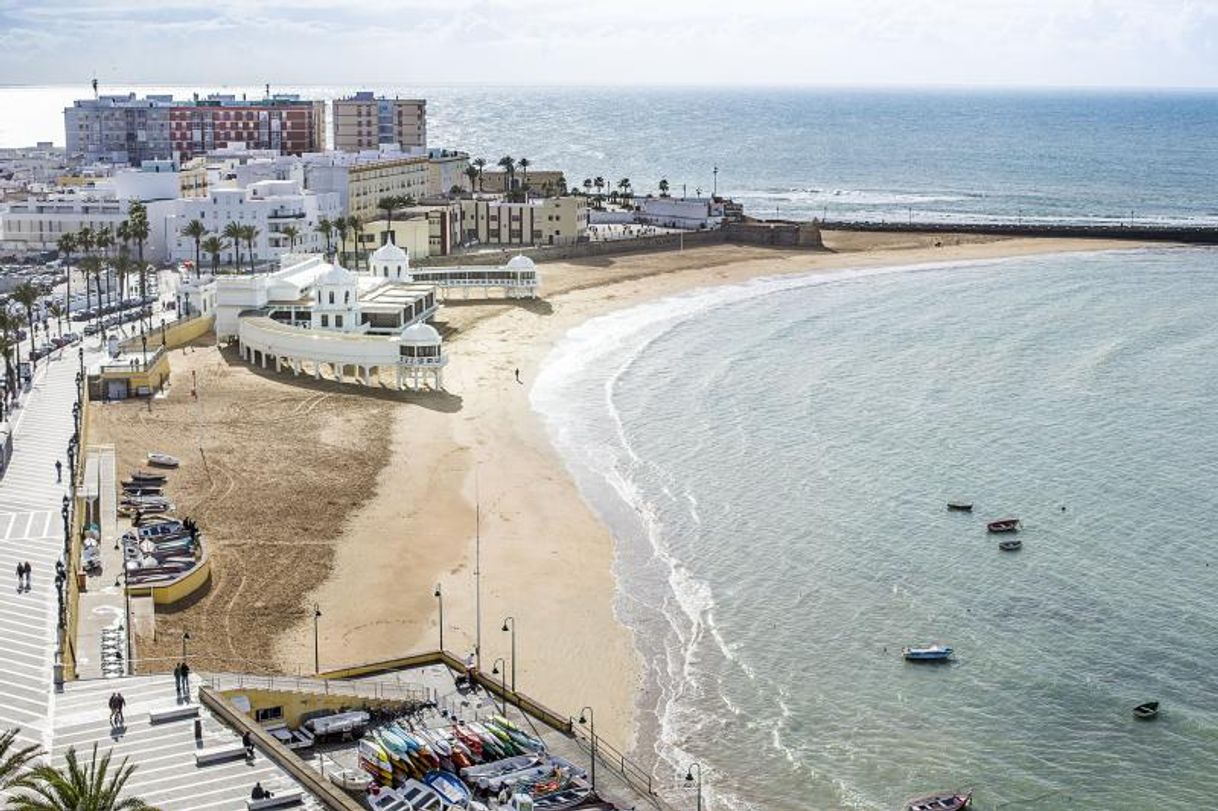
[818,219,1218,244]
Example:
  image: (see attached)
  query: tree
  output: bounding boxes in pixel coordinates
[94,226,114,304]
[181,219,206,280]
[314,217,334,258]
[518,157,530,191]
[583,178,593,195]
[347,216,364,271]
[75,228,95,315]
[56,232,77,325]
[375,198,401,241]
[111,249,133,306]
[201,236,226,276]
[335,217,349,267]
[9,742,153,811]
[77,256,102,332]
[0,327,16,411]
[11,282,40,362]
[497,156,516,191]
[241,225,259,273]
[594,176,605,202]
[47,302,65,335]
[126,202,150,326]
[281,225,300,252]
[659,178,670,197]
[472,157,487,191]
[0,727,41,793]
[223,222,244,269]
[463,165,479,194]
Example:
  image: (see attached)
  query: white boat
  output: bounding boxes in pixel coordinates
[146,452,180,468]
[328,767,373,792]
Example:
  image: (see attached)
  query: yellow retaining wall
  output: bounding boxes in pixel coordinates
[217,686,417,729]
[126,551,211,605]
[120,313,214,354]
[98,350,170,396]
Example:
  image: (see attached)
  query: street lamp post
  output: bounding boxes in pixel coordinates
[501,616,516,692]
[578,706,596,791]
[141,335,147,366]
[434,584,444,652]
[491,657,507,714]
[313,604,322,674]
[686,762,703,811]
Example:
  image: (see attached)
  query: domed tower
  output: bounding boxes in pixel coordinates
[312,260,360,332]
[369,240,409,281]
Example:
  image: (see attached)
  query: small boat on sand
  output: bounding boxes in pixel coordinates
[146,452,179,468]
[946,502,973,512]
[328,767,373,792]
[129,470,168,484]
[902,644,953,662]
[998,539,1022,551]
[1133,701,1159,720]
[905,790,972,811]
[987,519,1020,533]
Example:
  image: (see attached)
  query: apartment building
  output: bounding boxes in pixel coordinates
[333,92,427,152]
[170,95,326,159]
[458,196,588,247]
[302,148,467,221]
[64,94,176,166]
[476,169,567,195]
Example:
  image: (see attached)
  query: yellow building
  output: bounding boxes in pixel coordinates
[355,218,433,260]
[459,196,587,247]
[178,157,209,198]
[346,156,432,221]
[333,92,426,152]
[477,169,566,195]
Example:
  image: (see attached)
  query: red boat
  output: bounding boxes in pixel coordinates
[987,519,1020,533]
[905,790,972,811]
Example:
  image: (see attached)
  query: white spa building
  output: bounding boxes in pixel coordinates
[212,241,539,391]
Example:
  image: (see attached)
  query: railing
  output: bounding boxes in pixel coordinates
[202,671,434,705]
[568,719,678,810]
[98,345,166,374]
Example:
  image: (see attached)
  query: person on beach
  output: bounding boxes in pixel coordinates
[55,459,62,482]
[514,368,521,383]
[251,782,273,800]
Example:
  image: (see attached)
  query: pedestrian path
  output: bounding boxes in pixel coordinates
[0,353,80,754]
[53,675,324,811]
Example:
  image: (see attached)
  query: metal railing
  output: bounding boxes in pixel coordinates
[202,671,434,705]
[98,345,166,374]
[568,718,680,811]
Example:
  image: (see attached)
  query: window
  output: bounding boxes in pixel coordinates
[335,315,344,328]
[321,314,329,327]
[254,706,283,723]
[328,291,335,304]
[344,291,350,304]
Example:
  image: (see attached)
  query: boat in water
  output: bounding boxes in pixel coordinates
[946,502,973,512]
[987,518,1020,533]
[1133,701,1160,720]
[905,790,972,810]
[998,539,1022,551]
[902,644,954,662]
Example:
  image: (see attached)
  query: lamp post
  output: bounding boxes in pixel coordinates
[501,616,516,692]
[578,706,596,791]
[182,630,190,663]
[685,762,703,811]
[434,583,444,652]
[491,657,507,714]
[313,604,322,674]
[141,334,147,366]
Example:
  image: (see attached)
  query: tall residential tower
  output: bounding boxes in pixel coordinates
[332,92,427,153]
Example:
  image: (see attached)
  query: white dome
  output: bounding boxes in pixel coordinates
[371,241,408,263]
[316,261,356,286]
[506,255,535,270]
[400,322,441,344]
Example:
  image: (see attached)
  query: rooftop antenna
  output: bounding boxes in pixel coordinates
[265,83,271,100]
[91,75,98,99]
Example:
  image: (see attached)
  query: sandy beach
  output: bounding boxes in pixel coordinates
[91,231,1148,750]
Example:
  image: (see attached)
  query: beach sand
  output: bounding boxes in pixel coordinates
[91,232,1150,750]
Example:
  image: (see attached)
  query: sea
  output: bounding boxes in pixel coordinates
[7,85,1218,808]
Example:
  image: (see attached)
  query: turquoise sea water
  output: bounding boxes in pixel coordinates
[4,85,1218,226]
[532,247,1218,810]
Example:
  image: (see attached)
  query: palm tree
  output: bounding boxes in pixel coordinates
[518,157,530,191]
[110,251,132,309]
[126,202,150,325]
[181,219,206,279]
[348,216,364,271]
[223,222,244,269]
[94,226,114,304]
[0,328,16,413]
[201,236,226,276]
[241,225,259,273]
[47,302,65,335]
[0,727,41,792]
[472,157,487,191]
[11,282,40,362]
[77,256,102,332]
[315,217,334,258]
[335,217,349,267]
[375,198,401,241]
[75,228,95,315]
[463,165,479,194]
[659,178,670,197]
[497,156,516,191]
[582,178,593,196]
[281,225,300,252]
[594,176,605,202]
[9,742,153,811]
[56,232,77,325]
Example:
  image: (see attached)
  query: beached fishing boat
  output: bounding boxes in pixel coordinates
[397,779,446,811]
[1133,701,1159,720]
[146,452,180,468]
[987,519,1020,533]
[424,770,472,807]
[946,502,973,511]
[329,767,374,792]
[998,539,1022,551]
[904,790,972,811]
[902,644,954,662]
[129,470,168,484]
[532,788,593,811]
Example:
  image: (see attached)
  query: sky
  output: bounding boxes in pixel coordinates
[1,0,1217,88]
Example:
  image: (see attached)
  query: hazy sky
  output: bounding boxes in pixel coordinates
[2,0,1216,87]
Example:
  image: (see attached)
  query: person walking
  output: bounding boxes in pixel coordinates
[108,693,119,726]
[15,562,23,592]
[180,662,191,696]
[113,691,126,725]
[173,662,183,695]
[22,562,31,590]
[55,459,62,482]
[242,731,254,759]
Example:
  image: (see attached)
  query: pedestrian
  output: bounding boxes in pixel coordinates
[242,731,254,759]
[180,661,191,692]
[113,692,126,725]
[23,562,31,590]
[514,368,521,383]
[108,693,119,726]
[173,662,183,695]
[55,459,62,482]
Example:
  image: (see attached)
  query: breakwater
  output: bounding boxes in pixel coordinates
[818,219,1218,244]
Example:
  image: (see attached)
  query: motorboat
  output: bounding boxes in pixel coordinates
[424,770,472,807]
[1133,701,1159,720]
[329,767,373,792]
[129,469,168,484]
[397,779,445,811]
[907,787,973,810]
[902,644,954,662]
[998,539,1022,551]
[946,502,973,512]
[146,452,180,468]
[987,519,1020,533]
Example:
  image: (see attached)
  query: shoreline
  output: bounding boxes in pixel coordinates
[273,234,1155,751]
